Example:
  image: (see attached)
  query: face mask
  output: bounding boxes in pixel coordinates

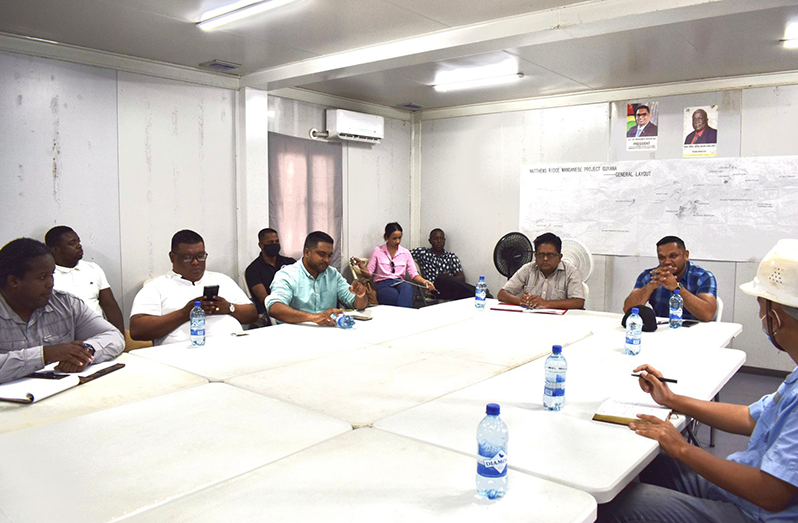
[263,244,281,257]
[761,325,773,344]
[761,309,786,352]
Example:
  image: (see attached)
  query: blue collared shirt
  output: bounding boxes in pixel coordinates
[703,366,798,522]
[634,261,717,320]
[265,259,355,319]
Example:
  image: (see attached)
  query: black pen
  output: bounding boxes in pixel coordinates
[631,373,678,384]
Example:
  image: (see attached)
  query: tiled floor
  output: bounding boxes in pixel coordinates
[693,369,787,457]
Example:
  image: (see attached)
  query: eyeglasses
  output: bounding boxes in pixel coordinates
[176,252,208,263]
[390,261,395,273]
[534,252,559,260]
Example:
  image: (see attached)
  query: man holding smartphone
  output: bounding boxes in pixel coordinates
[129,230,257,345]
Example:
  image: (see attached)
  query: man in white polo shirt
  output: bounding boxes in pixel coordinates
[45,226,125,334]
[129,230,257,345]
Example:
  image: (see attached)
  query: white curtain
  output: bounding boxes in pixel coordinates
[268,132,343,269]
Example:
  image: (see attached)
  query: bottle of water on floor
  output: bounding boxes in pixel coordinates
[625,307,642,355]
[669,289,683,329]
[190,301,205,346]
[476,403,508,499]
[475,276,487,310]
[543,345,567,411]
[331,313,355,329]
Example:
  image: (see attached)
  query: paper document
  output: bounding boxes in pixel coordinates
[592,398,672,426]
[0,361,125,404]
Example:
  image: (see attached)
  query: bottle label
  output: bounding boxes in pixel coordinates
[477,449,508,477]
[625,336,640,345]
[191,328,205,336]
[544,384,565,397]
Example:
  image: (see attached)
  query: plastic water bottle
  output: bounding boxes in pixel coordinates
[476,403,508,500]
[475,276,487,310]
[190,301,205,346]
[543,345,567,411]
[669,289,683,329]
[625,307,642,355]
[331,313,355,329]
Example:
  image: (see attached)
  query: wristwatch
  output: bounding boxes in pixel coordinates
[229,303,236,314]
[677,283,684,291]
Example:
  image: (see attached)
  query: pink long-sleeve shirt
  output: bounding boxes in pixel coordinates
[367,244,419,283]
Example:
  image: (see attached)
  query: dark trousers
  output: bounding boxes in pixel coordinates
[433,274,491,301]
[375,278,414,308]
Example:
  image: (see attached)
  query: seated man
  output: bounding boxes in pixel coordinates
[45,225,125,334]
[267,231,367,325]
[496,232,585,309]
[0,238,124,383]
[599,239,798,523]
[623,235,717,322]
[411,228,484,300]
[129,230,257,345]
[244,228,296,317]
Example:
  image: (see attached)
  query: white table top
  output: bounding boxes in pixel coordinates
[0,383,351,523]
[227,343,507,427]
[122,428,597,523]
[0,353,208,435]
[375,343,746,503]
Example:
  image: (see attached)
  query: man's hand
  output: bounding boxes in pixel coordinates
[633,364,675,407]
[43,341,94,368]
[650,267,679,291]
[629,414,688,458]
[528,296,549,309]
[202,296,234,315]
[350,280,367,298]
[310,308,344,326]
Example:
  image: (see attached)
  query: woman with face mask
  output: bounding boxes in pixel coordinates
[350,222,435,308]
[599,239,798,523]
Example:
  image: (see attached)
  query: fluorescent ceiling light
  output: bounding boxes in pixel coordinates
[197,0,297,31]
[433,73,523,93]
[782,22,798,48]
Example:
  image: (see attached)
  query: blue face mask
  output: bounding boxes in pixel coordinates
[761,325,773,343]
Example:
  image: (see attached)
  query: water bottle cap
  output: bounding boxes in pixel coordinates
[479,275,485,280]
[194,301,201,306]
[552,344,562,354]
[674,289,680,294]
[486,403,500,415]
[631,307,639,314]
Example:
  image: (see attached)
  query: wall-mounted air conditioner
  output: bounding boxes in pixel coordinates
[325,109,384,144]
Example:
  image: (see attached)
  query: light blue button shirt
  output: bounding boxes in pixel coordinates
[706,366,798,522]
[265,259,355,319]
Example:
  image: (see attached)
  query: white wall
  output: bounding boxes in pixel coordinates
[117,72,237,316]
[420,87,798,372]
[0,50,122,302]
[268,96,412,272]
[0,51,239,322]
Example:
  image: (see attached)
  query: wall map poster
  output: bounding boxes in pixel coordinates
[520,156,798,261]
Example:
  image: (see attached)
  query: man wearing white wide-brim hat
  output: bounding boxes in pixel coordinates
[599,239,798,523]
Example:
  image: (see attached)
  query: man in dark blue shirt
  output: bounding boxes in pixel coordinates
[623,236,717,322]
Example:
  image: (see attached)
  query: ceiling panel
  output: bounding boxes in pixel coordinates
[301,52,589,109]
[381,0,588,27]
[0,0,316,73]
[510,24,714,90]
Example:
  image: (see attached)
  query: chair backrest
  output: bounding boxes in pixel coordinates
[714,296,724,322]
[581,282,589,308]
[124,329,152,352]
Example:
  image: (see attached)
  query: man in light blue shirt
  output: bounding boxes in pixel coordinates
[266,231,367,326]
[600,239,798,523]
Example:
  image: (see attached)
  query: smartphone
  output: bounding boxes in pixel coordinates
[203,285,219,300]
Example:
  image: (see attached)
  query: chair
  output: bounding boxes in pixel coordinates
[581,282,589,309]
[124,329,152,352]
[714,296,724,322]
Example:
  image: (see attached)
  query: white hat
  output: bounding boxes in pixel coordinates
[740,239,798,308]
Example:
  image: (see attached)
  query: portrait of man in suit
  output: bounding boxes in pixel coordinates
[627,104,659,137]
[684,108,718,144]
